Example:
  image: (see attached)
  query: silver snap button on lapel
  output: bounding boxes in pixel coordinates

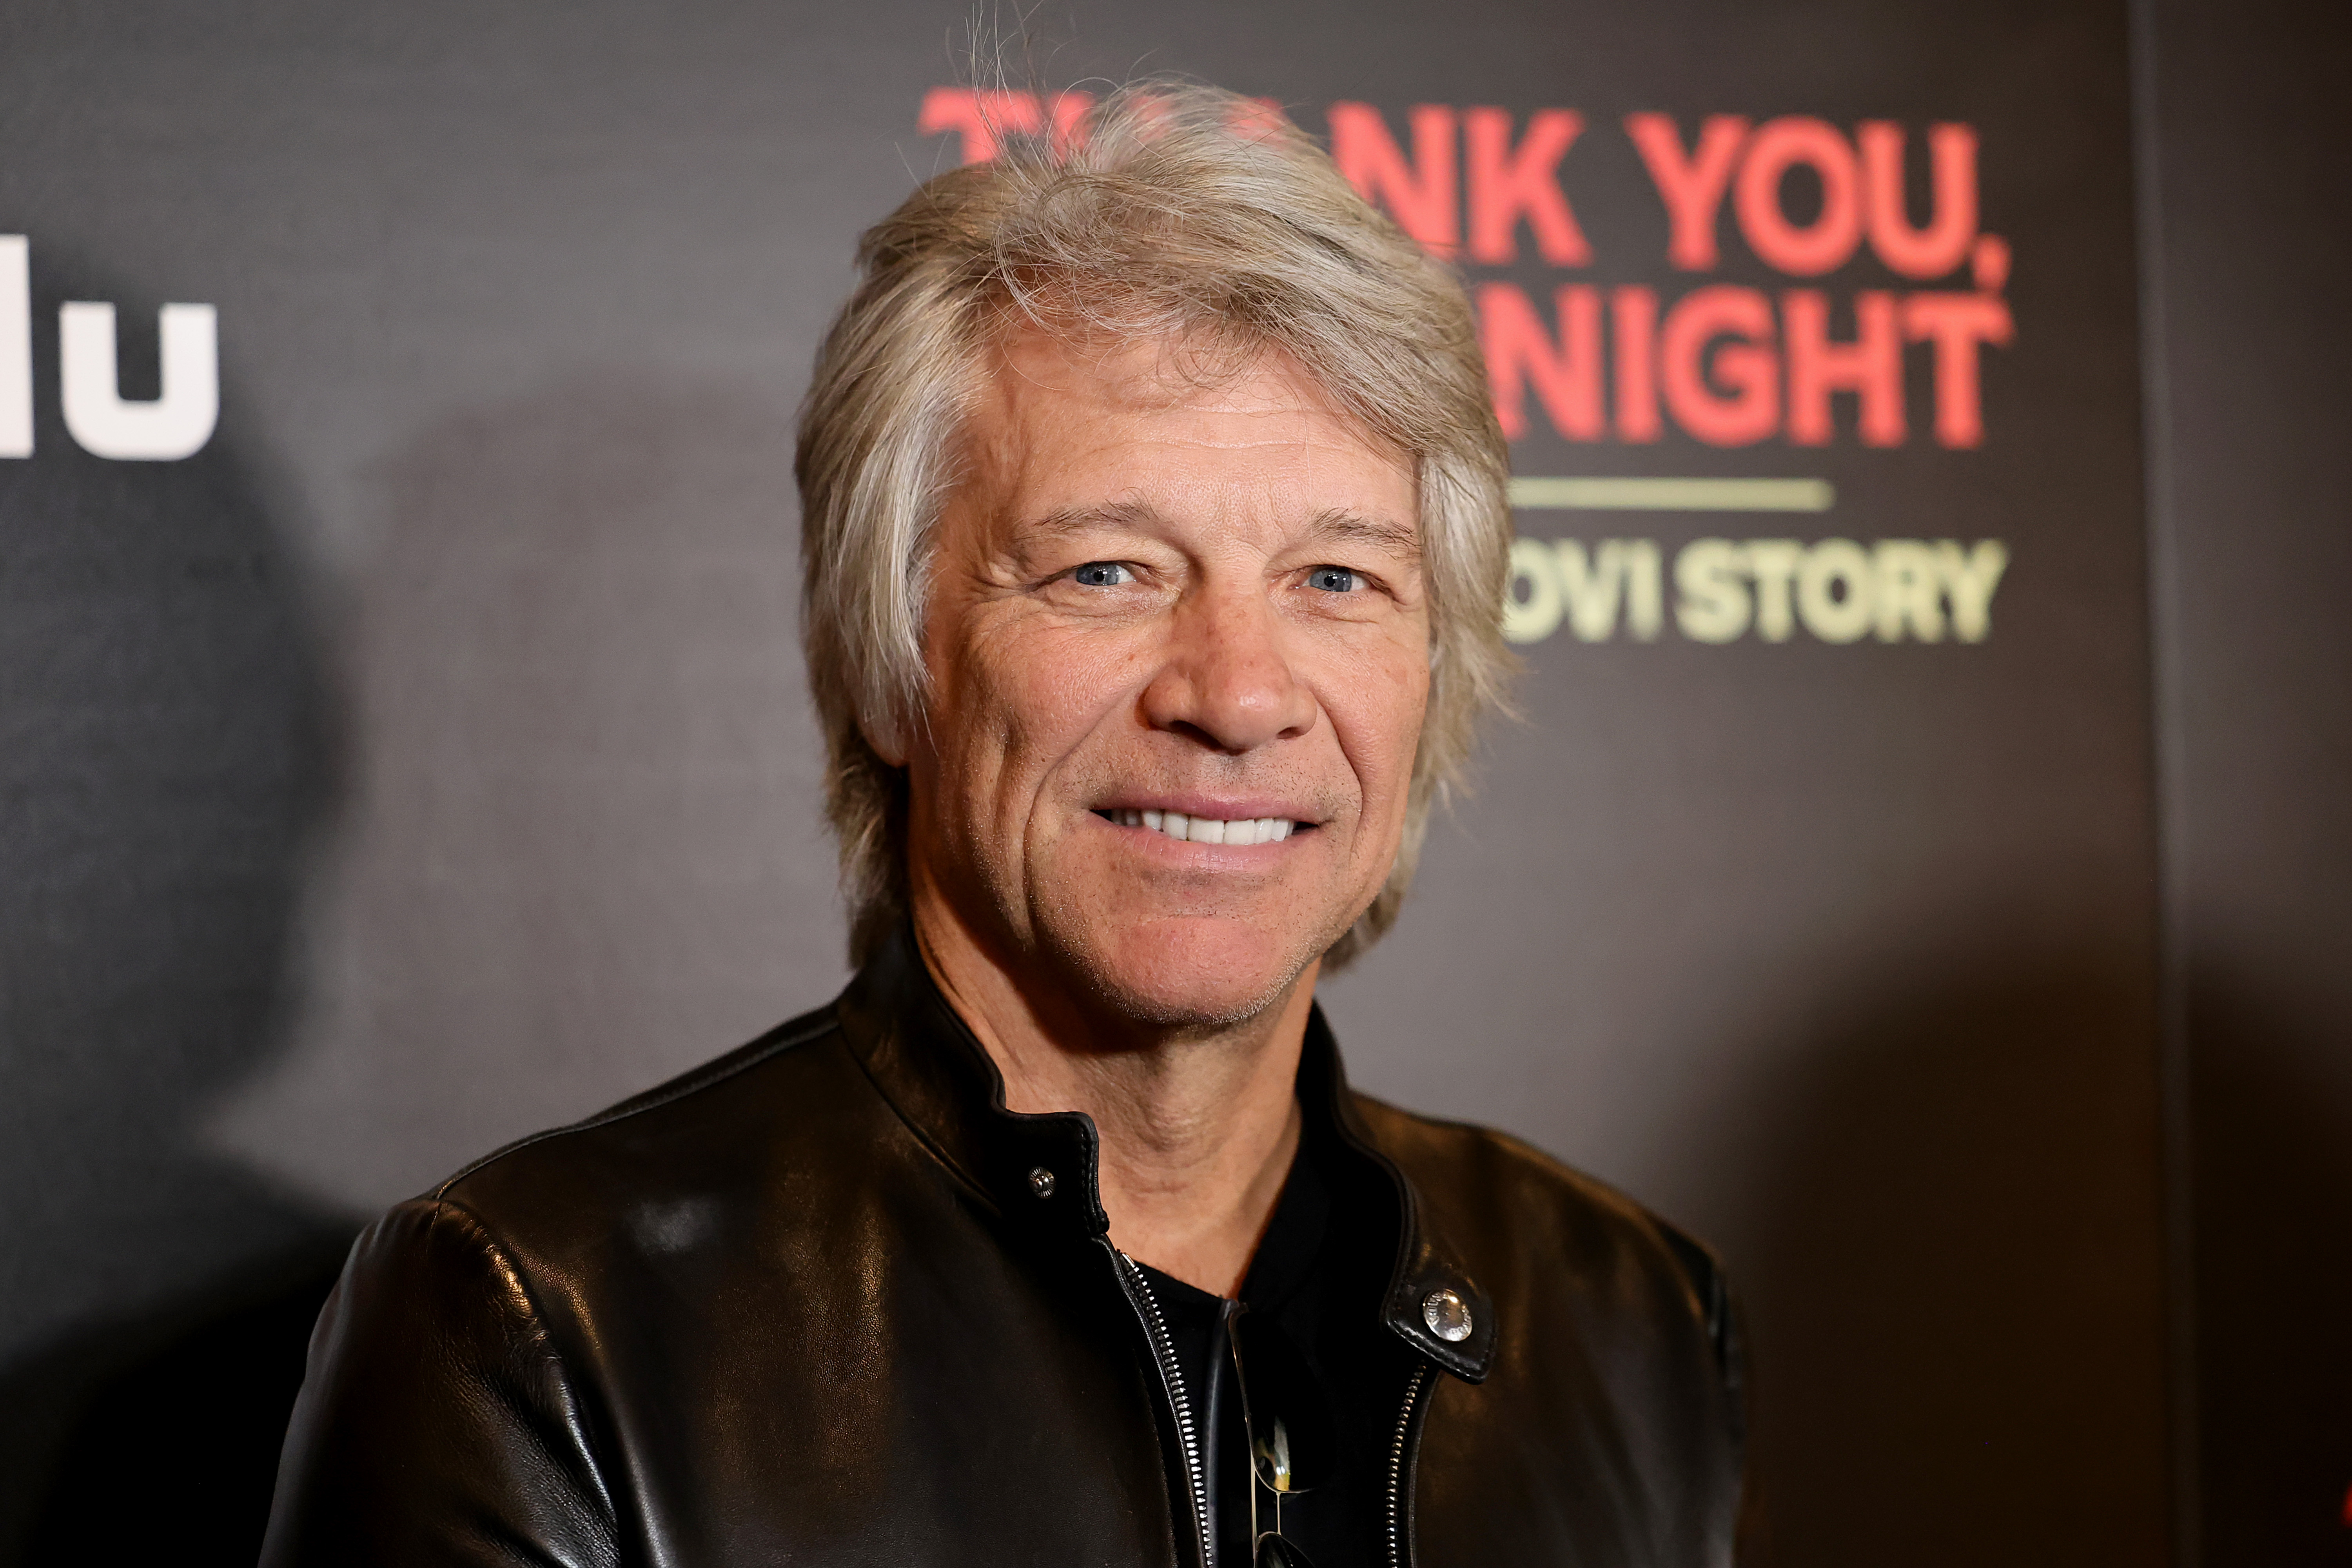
[1027,1166,1056,1199]
[1423,1287,1473,1343]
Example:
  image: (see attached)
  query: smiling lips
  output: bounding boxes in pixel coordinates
[1101,808,1299,846]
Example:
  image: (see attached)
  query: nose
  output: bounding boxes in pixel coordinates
[1138,579,1318,754]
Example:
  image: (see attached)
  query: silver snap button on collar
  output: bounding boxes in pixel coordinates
[1422,1287,1473,1343]
[1027,1166,1057,1200]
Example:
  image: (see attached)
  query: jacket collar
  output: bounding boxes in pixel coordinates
[835,926,1497,1383]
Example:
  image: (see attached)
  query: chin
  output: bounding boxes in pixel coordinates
[1052,909,1331,1031]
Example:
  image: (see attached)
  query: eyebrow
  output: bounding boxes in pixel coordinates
[1024,500,1164,539]
[1298,508,1421,561]
[1020,503,1421,560]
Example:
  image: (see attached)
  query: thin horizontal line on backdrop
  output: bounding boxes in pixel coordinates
[1506,477,1837,513]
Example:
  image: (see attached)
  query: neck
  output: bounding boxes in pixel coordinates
[911,904,1312,1299]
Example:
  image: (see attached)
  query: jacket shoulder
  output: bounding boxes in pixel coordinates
[263,1198,618,1566]
[420,1002,880,1249]
[1350,1092,1708,1255]
[1349,1093,1739,1379]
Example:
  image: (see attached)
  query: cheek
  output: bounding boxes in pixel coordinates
[932,614,1146,817]
[1323,633,1432,815]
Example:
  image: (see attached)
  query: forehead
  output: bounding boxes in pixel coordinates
[963,330,1415,518]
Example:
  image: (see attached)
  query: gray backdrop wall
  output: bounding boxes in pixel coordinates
[2140,0,2352,1563]
[0,1,2340,1565]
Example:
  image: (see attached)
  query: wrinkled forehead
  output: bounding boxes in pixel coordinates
[955,326,1417,525]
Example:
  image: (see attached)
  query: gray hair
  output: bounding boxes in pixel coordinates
[796,82,1513,969]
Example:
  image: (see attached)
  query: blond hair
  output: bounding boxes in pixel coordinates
[797,82,1513,968]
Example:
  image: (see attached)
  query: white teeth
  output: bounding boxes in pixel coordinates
[1112,809,1299,845]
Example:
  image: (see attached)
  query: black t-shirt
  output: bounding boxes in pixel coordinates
[1131,1115,1419,1568]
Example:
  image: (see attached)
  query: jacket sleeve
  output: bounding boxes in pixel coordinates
[260,1198,621,1568]
[1656,1220,1759,1566]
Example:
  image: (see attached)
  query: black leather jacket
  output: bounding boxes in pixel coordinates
[262,932,1748,1566]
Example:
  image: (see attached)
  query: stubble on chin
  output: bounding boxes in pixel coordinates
[1019,874,1357,1041]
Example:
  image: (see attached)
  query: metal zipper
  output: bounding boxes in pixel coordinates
[1385,1363,1431,1568]
[1114,1248,1216,1568]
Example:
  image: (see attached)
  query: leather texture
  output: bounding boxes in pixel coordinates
[261,929,1749,1567]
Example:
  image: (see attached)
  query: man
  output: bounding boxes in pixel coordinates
[263,85,1747,1568]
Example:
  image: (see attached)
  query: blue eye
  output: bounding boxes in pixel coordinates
[1307,566,1360,593]
[1071,561,1132,588]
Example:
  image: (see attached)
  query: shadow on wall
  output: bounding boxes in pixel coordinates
[0,356,836,1564]
[0,259,353,1567]
[201,369,838,1210]
[2189,959,2352,1568]
[1719,945,2171,1568]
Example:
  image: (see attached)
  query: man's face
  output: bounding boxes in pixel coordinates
[898,331,1428,1028]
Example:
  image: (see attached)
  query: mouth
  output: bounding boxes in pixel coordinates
[1093,808,1303,847]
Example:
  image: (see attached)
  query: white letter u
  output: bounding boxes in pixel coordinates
[60,300,219,460]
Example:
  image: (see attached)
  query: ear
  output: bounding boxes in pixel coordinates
[858,704,911,769]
